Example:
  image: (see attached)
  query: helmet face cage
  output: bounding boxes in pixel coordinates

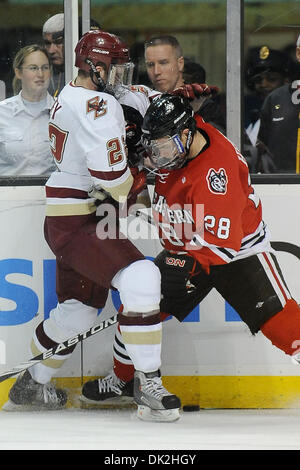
[141,94,195,170]
[75,30,134,89]
[107,62,135,88]
[142,133,186,170]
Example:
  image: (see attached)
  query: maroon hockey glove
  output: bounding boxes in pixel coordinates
[172,83,219,100]
[123,167,148,214]
[129,167,147,194]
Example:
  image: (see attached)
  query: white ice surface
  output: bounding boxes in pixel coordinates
[0,408,300,450]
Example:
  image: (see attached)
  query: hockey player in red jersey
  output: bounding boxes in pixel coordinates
[81,93,300,406]
[5,32,182,422]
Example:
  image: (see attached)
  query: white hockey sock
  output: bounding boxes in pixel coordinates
[119,322,162,373]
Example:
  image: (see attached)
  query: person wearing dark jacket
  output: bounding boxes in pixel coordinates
[257,36,300,173]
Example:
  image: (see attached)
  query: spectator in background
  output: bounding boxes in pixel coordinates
[144,35,224,131]
[256,36,300,173]
[183,58,206,83]
[144,35,184,93]
[42,14,64,98]
[42,13,101,97]
[0,44,56,176]
[244,45,291,146]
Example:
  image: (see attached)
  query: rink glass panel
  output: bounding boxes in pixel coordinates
[0,1,300,408]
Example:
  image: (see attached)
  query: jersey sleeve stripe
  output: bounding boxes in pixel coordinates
[89,166,128,181]
[102,172,133,202]
[45,201,97,216]
[190,233,237,263]
[240,222,266,249]
[45,186,88,199]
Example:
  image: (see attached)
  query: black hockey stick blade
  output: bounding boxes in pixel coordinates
[0,314,118,383]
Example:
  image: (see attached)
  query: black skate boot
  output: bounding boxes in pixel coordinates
[3,370,67,411]
[80,371,134,407]
[134,370,181,422]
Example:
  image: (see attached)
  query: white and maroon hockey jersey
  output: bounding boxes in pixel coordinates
[46,81,133,216]
[117,84,156,116]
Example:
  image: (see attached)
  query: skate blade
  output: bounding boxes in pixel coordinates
[2,399,64,412]
[79,395,136,409]
[137,405,181,422]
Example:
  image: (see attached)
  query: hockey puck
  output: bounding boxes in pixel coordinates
[182,405,200,412]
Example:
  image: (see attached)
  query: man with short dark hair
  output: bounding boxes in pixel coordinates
[144,35,184,93]
[143,35,224,132]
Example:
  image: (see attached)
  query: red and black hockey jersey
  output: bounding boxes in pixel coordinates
[152,115,272,271]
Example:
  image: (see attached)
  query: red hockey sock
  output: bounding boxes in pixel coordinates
[260,299,300,356]
[113,357,135,382]
[160,312,170,321]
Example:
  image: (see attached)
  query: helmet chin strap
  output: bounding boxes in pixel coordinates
[185,128,194,156]
[85,58,108,93]
[175,128,194,169]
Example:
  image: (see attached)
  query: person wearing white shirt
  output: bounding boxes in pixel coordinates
[0,44,56,176]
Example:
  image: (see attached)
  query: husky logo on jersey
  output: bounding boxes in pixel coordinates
[87,97,107,119]
[206,168,228,194]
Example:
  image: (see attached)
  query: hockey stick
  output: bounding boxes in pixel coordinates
[0,314,118,383]
[132,209,155,226]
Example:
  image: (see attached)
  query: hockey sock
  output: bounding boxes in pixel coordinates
[30,321,76,384]
[260,299,300,356]
[113,323,135,381]
[113,311,170,381]
[118,311,162,373]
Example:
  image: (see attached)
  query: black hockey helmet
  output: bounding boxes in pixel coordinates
[141,93,196,170]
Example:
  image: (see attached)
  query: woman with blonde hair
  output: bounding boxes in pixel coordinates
[0,44,56,176]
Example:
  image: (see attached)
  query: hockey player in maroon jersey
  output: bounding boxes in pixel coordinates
[81,93,300,406]
[4,32,182,422]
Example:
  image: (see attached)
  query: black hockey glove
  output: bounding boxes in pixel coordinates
[122,104,144,167]
[154,250,198,298]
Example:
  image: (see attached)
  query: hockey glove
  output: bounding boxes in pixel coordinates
[122,104,144,167]
[88,185,109,203]
[154,249,198,298]
[89,167,147,213]
[126,167,148,211]
[172,83,219,100]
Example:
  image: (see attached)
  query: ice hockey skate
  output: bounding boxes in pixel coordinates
[80,371,135,408]
[2,370,67,411]
[134,370,181,422]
